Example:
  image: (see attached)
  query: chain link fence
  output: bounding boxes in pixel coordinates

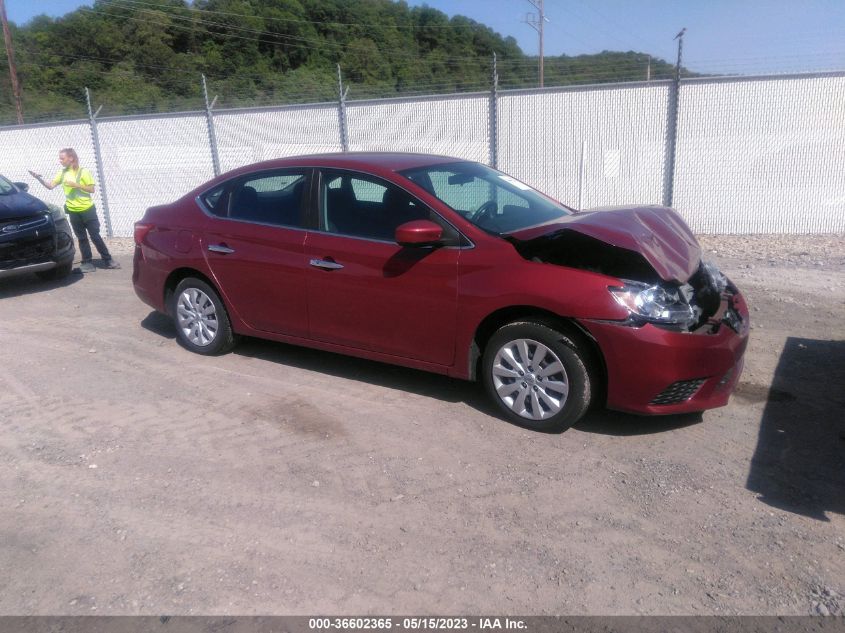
[674,75,845,234]
[499,82,669,211]
[1,71,842,237]
[96,113,215,237]
[1,121,100,213]
[214,104,343,173]
[347,94,490,163]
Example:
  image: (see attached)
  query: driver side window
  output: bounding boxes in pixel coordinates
[320,170,460,245]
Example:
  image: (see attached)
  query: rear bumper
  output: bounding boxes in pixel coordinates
[132,244,169,313]
[580,292,750,415]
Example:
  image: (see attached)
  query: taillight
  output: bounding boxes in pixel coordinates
[134,222,153,245]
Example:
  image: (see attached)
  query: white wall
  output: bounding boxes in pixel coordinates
[499,84,668,210]
[673,76,845,233]
[96,114,215,237]
[2,73,842,237]
[1,122,99,212]
[214,105,342,173]
[347,95,489,164]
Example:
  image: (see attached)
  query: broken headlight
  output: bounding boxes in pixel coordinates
[609,281,698,328]
[701,259,727,294]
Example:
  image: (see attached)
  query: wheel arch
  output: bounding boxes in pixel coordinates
[468,306,607,404]
[163,268,220,317]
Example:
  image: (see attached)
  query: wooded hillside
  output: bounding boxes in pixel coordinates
[1,0,681,124]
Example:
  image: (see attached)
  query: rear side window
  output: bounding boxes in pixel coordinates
[228,171,308,227]
[201,185,226,214]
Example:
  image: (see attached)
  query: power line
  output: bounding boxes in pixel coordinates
[83,4,515,67]
[101,0,501,31]
[569,0,655,53]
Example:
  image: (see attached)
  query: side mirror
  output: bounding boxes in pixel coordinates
[14,182,29,192]
[395,220,443,247]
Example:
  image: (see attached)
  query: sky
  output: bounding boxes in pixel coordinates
[5,0,845,75]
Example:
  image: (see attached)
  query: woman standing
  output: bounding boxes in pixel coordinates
[29,148,119,273]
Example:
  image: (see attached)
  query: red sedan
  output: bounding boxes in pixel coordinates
[133,153,749,431]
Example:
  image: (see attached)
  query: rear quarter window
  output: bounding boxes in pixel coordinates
[200,185,226,216]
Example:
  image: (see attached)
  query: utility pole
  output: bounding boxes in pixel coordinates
[524,0,547,88]
[0,0,23,124]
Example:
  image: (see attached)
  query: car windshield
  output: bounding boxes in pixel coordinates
[0,175,15,195]
[399,161,573,234]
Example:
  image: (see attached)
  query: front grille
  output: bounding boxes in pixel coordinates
[650,378,707,405]
[0,215,50,234]
[0,235,55,268]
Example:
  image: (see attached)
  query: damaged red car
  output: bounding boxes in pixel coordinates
[133,153,749,431]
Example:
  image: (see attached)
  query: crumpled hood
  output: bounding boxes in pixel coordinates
[509,205,701,283]
[0,191,49,220]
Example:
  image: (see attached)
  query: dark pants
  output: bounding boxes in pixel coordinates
[67,206,112,263]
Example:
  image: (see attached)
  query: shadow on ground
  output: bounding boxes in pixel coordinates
[0,270,82,299]
[574,409,704,436]
[745,337,845,521]
[140,311,177,339]
[140,311,727,437]
[235,333,500,415]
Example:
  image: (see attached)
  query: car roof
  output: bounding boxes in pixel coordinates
[243,152,469,173]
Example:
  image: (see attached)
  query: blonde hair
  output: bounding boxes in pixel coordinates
[59,148,79,169]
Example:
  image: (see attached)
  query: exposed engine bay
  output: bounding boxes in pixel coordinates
[508,229,741,333]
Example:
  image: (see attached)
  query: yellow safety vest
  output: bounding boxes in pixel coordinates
[52,167,95,212]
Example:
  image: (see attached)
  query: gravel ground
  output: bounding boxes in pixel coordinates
[0,232,842,617]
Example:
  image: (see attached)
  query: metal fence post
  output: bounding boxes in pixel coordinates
[202,74,221,177]
[337,64,349,152]
[489,53,499,169]
[577,138,585,209]
[85,87,113,238]
[662,30,685,208]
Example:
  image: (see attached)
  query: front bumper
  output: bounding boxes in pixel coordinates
[0,215,75,279]
[580,290,750,415]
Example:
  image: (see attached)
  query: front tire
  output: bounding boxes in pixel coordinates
[482,321,593,432]
[171,277,237,355]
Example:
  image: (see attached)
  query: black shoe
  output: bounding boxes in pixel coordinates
[103,259,121,270]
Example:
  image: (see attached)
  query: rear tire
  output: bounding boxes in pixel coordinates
[171,277,237,355]
[36,260,72,281]
[482,321,593,432]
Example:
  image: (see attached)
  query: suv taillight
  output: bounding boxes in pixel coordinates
[134,222,153,245]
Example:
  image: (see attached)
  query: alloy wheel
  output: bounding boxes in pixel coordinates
[176,287,219,347]
[491,338,570,420]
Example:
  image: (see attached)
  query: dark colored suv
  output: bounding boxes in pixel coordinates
[0,175,75,281]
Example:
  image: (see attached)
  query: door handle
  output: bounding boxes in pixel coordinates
[310,258,344,271]
[208,244,235,254]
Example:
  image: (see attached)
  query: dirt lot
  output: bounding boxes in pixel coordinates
[0,234,842,616]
